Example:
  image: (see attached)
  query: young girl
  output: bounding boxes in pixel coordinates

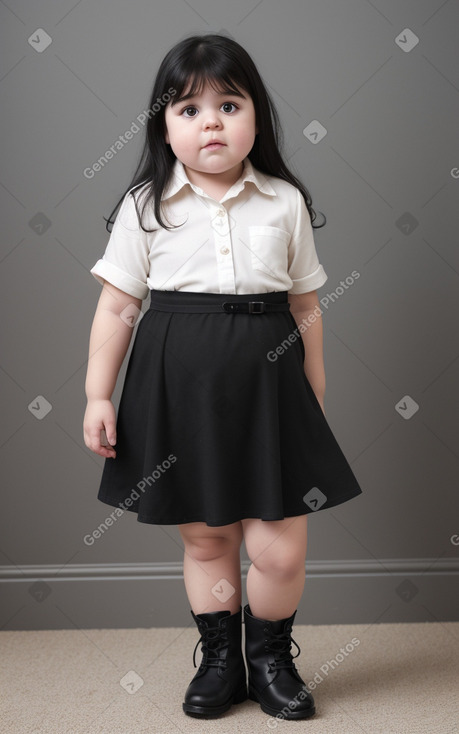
[84,33,362,721]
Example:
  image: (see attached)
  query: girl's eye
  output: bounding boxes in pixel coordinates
[221,102,237,113]
[181,102,238,118]
[182,107,198,118]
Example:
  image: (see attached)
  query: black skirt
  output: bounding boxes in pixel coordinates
[96,289,363,526]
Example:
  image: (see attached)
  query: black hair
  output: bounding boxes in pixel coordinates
[104,33,326,233]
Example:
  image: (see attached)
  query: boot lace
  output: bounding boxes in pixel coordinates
[265,626,301,671]
[192,622,229,669]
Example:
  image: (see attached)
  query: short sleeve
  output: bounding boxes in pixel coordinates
[90,189,151,300]
[287,187,328,294]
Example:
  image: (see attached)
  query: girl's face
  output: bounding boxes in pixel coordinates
[164,80,258,180]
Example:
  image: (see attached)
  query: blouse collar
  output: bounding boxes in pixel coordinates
[162,156,277,201]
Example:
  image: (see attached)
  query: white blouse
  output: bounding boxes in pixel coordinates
[90,156,328,300]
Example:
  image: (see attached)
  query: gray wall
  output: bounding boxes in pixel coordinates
[1,1,458,630]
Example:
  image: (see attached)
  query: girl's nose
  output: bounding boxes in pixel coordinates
[203,114,223,130]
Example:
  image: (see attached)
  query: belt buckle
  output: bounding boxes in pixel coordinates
[248,301,265,314]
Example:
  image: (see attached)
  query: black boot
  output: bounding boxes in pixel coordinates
[243,603,315,719]
[182,607,248,718]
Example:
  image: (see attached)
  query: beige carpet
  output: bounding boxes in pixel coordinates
[1,621,458,733]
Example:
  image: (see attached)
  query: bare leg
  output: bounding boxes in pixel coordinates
[178,520,243,615]
[242,515,308,620]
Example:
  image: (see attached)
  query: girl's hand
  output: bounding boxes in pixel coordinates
[83,399,117,458]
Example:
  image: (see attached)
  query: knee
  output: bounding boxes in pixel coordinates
[183,534,240,563]
[250,546,305,579]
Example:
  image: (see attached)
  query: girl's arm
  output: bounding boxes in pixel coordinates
[288,290,326,414]
[85,281,142,401]
[83,281,142,458]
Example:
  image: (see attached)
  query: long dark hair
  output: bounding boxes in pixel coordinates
[104,33,326,233]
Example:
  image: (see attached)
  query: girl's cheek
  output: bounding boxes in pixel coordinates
[236,126,257,146]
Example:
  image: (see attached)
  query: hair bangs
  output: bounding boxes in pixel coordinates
[168,61,249,108]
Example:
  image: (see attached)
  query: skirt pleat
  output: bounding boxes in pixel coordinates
[96,289,362,526]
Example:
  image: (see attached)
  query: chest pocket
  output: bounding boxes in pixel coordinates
[248,225,290,277]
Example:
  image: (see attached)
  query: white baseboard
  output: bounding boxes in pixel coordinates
[1,558,457,629]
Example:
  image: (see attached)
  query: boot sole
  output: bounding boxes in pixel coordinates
[183,683,248,718]
[248,685,316,719]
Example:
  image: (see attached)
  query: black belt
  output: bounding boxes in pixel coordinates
[148,300,291,314]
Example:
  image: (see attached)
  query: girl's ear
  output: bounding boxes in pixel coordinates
[165,130,170,144]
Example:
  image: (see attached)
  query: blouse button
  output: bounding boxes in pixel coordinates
[217,209,226,217]
[220,247,230,255]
